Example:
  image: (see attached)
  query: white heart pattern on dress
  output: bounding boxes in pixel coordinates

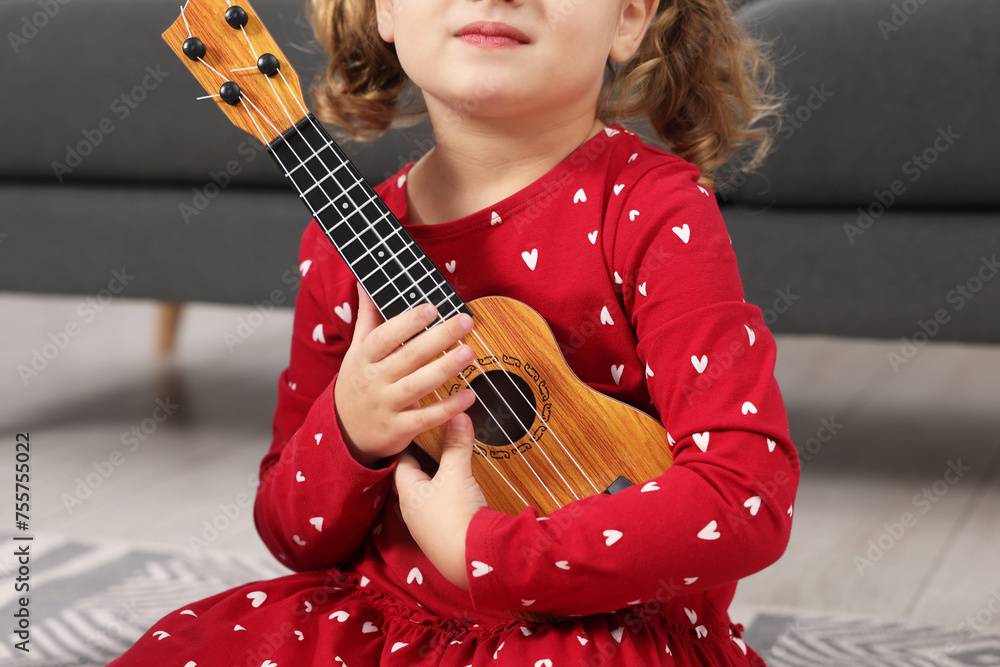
[734,637,747,654]
[767,438,776,452]
[295,630,304,641]
[520,626,534,636]
[603,529,623,546]
[684,608,697,624]
[311,323,325,343]
[614,184,625,195]
[328,611,349,622]
[696,625,708,639]
[471,561,493,577]
[672,225,690,243]
[645,363,654,378]
[522,249,538,271]
[397,174,407,188]
[314,433,323,445]
[638,282,647,296]
[362,621,379,633]
[296,471,305,482]
[180,609,197,617]
[629,209,640,222]
[574,188,587,203]
[600,306,614,325]
[407,567,423,585]
[693,431,710,452]
[745,324,756,346]
[667,432,676,447]
[555,561,570,570]
[391,642,408,653]
[334,302,352,323]
[299,259,312,277]
[535,661,553,667]
[614,271,623,284]
[697,185,712,197]
[628,153,638,163]
[684,577,699,585]
[577,636,589,646]
[742,401,758,415]
[234,624,246,631]
[611,626,625,643]
[641,481,659,492]
[521,599,536,606]
[445,260,456,273]
[588,230,598,244]
[611,364,624,385]
[246,591,267,608]
[744,496,761,516]
[309,517,324,531]
[697,521,721,540]
[691,355,708,373]
[293,534,306,546]
[153,631,169,640]
[491,211,502,225]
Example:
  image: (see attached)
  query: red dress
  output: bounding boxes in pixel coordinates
[110,124,798,666]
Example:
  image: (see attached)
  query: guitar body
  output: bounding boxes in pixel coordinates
[414,295,673,519]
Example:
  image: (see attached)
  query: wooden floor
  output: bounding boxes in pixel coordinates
[2,293,999,634]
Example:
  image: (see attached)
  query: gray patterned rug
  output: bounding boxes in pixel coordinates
[3,533,999,666]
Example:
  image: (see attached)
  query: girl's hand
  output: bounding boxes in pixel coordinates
[395,412,487,590]
[334,283,477,467]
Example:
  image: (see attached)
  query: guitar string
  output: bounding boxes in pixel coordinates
[187,12,601,505]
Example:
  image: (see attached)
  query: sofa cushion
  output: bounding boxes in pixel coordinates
[724,0,999,207]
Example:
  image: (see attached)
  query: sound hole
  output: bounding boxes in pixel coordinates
[466,370,537,448]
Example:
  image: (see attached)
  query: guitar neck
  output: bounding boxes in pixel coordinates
[268,114,471,323]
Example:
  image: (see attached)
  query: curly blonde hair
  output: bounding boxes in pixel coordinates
[308,0,784,191]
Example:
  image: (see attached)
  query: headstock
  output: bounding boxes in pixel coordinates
[162,0,308,144]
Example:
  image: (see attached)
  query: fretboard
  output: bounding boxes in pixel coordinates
[267,114,471,324]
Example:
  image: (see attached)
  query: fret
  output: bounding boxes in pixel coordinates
[301,162,348,196]
[284,139,335,175]
[267,114,472,324]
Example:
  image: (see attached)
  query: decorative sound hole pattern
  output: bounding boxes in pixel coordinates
[466,370,537,448]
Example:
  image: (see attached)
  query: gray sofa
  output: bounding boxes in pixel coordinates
[2,0,998,342]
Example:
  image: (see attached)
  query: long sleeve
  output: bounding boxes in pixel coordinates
[464,158,800,616]
[253,220,397,572]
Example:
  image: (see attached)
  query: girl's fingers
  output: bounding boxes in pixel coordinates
[351,282,384,345]
[394,450,430,491]
[381,312,475,381]
[365,302,440,362]
[390,344,475,408]
[400,390,477,439]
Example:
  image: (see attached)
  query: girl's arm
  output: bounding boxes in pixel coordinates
[463,159,800,616]
[253,221,397,572]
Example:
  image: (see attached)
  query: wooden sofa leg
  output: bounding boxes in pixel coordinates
[156,302,183,357]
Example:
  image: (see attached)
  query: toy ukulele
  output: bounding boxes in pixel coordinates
[162,0,672,541]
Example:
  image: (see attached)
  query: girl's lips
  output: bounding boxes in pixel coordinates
[456,21,531,47]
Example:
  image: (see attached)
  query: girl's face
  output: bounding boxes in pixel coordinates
[375,0,658,126]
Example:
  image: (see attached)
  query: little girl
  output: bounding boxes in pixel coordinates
[112,0,798,663]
